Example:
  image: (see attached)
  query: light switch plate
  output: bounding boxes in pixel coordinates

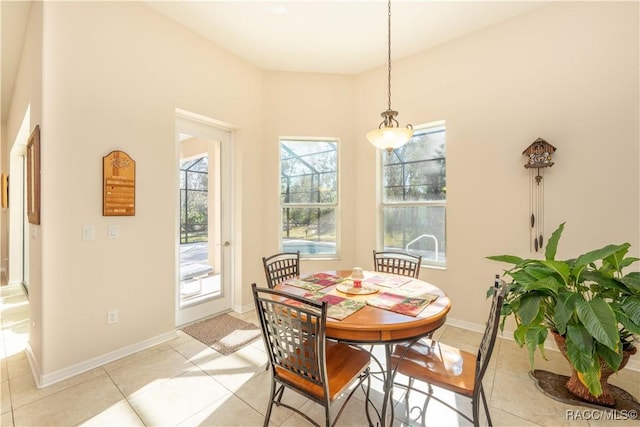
[83,226,95,241]
[108,224,119,239]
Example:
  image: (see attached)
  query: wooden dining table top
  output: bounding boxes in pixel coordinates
[275,269,451,345]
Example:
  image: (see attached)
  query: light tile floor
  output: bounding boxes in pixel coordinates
[1,282,639,426]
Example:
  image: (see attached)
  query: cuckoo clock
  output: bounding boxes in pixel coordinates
[523,138,556,252]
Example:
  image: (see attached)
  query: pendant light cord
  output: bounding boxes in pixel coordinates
[387,0,392,112]
[367,0,412,150]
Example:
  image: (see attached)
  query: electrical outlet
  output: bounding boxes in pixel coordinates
[107,309,119,324]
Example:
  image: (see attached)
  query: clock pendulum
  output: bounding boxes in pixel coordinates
[522,138,556,252]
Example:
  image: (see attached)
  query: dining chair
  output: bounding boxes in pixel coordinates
[390,278,507,427]
[262,251,300,288]
[251,283,372,427]
[372,250,422,279]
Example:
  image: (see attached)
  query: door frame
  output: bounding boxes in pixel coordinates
[8,107,32,290]
[174,109,235,326]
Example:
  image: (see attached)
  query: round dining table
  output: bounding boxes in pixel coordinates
[276,269,451,426]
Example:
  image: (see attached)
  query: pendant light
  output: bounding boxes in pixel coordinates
[366,0,413,153]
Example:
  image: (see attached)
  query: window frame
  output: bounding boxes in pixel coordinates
[379,121,446,268]
[279,137,340,260]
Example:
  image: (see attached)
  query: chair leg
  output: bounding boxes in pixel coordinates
[472,395,480,427]
[399,378,430,426]
[480,385,493,427]
[421,393,431,426]
[401,380,415,424]
[363,372,374,427]
[264,381,278,427]
[332,370,371,427]
[325,404,331,427]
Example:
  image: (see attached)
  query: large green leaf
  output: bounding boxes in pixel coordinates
[509,270,538,286]
[581,270,624,293]
[565,323,604,396]
[574,244,629,269]
[614,306,640,334]
[522,276,563,295]
[620,257,640,269]
[578,357,603,397]
[621,297,640,325]
[565,325,594,372]
[524,325,548,368]
[525,264,558,280]
[575,299,619,351]
[540,260,571,286]
[602,244,631,273]
[487,255,525,265]
[545,223,565,261]
[622,272,640,294]
[554,291,582,335]
[517,295,542,325]
[596,342,623,372]
[513,324,527,347]
[566,324,594,351]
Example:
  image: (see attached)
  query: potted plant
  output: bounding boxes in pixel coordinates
[488,223,640,406]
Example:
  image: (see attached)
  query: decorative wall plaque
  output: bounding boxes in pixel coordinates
[103,150,135,216]
[523,137,556,252]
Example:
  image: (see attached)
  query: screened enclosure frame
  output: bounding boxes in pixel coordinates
[380,123,447,267]
[279,138,339,257]
[180,156,209,244]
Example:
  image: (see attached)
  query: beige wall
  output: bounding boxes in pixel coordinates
[22,1,263,378]
[1,0,638,381]
[261,71,357,273]
[355,1,639,327]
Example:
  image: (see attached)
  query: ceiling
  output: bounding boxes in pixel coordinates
[2,0,547,123]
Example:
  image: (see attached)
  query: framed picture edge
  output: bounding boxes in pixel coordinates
[1,173,8,209]
[27,125,41,225]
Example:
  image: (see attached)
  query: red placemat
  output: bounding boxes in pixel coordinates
[366,291,438,317]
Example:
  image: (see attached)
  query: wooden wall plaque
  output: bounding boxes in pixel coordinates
[103,151,135,216]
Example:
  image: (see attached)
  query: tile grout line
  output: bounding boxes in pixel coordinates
[101,366,148,426]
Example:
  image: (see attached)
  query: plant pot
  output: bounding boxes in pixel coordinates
[552,331,637,407]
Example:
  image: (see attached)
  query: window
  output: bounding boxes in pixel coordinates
[180,155,208,244]
[280,138,338,257]
[381,123,446,267]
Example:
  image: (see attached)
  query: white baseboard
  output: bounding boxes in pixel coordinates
[445,317,486,334]
[25,344,42,387]
[24,314,638,390]
[233,302,255,314]
[445,318,639,372]
[31,330,177,389]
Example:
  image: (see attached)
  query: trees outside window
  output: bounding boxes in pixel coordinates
[381,123,446,267]
[180,155,208,244]
[280,139,338,257]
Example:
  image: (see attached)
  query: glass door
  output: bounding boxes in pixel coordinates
[175,113,232,326]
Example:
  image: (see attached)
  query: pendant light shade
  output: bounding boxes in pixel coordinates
[367,0,413,153]
[367,109,413,153]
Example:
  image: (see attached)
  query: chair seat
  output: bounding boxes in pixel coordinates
[392,339,477,397]
[276,341,370,401]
